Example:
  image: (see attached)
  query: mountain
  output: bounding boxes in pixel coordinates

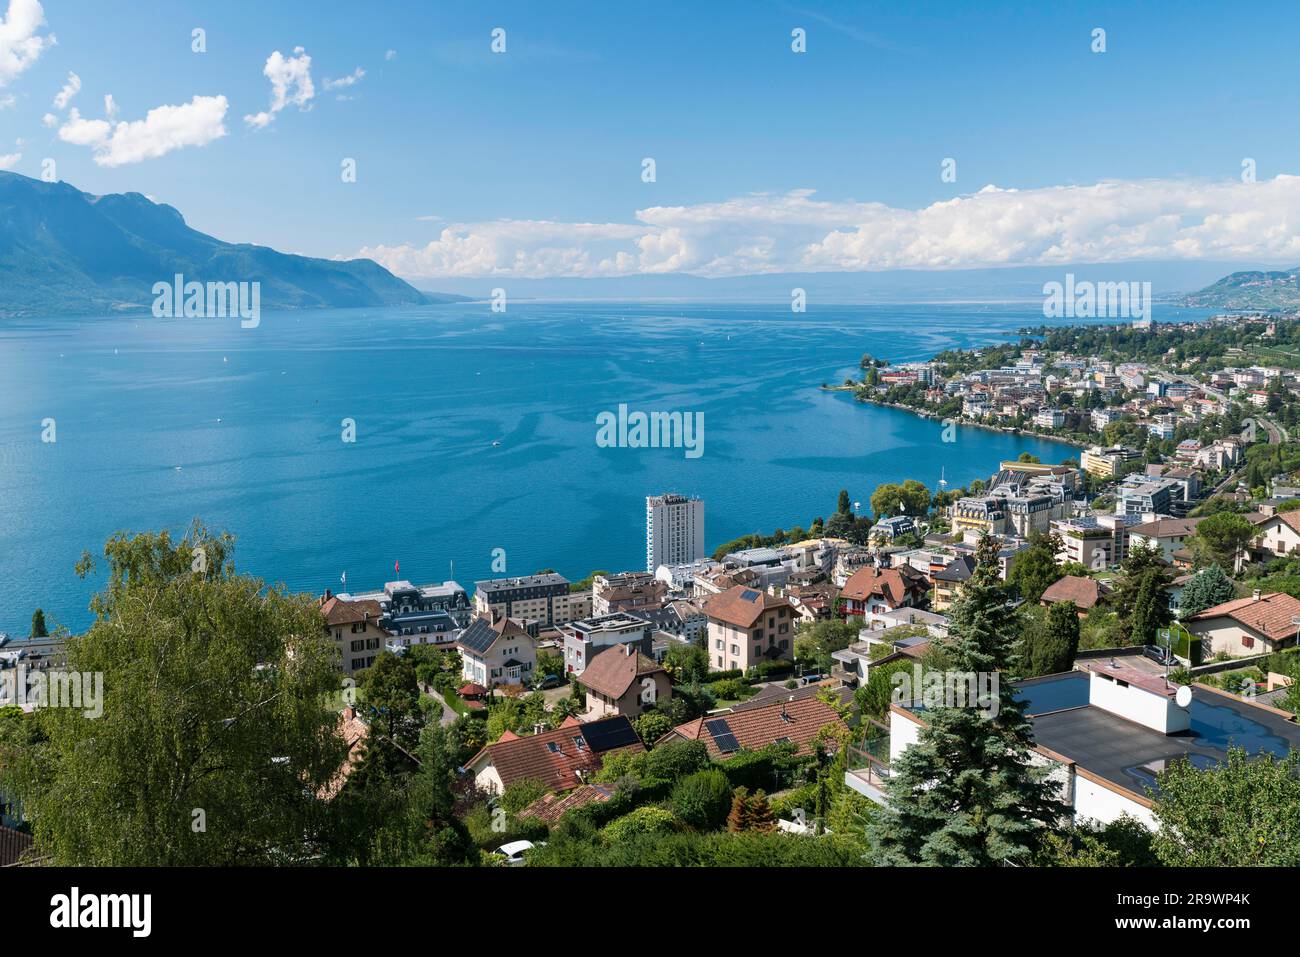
[416,261,1256,304]
[1178,267,1300,311]
[0,171,468,317]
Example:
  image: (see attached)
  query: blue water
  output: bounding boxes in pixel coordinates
[0,302,1210,634]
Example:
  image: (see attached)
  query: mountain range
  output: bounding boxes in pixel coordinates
[1177,268,1300,311]
[0,171,467,317]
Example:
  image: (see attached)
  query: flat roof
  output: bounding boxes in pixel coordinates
[1023,672,1300,800]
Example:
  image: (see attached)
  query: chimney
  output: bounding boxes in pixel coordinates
[1253,589,1262,601]
[625,642,635,657]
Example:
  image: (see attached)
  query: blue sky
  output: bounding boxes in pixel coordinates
[3,0,1300,279]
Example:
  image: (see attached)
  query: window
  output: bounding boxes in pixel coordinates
[1242,634,1255,649]
[351,640,364,653]
[730,644,739,656]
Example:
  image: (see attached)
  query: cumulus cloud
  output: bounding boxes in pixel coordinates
[323,67,364,91]
[0,151,19,169]
[0,0,53,87]
[356,177,1300,280]
[58,95,228,166]
[244,46,313,128]
[51,69,77,108]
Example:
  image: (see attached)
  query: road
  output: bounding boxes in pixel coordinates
[422,685,458,726]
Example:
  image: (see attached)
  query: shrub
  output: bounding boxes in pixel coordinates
[670,769,733,831]
[643,739,709,781]
[600,806,677,843]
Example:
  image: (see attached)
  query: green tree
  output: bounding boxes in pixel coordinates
[360,651,424,749]
[7,523,346,866]
[371,723,479,866]
[1176,564,1236,617]
[671,768,733,831]
[870,535,1067,865]
[837,489,852,515]
[870,479,930,519]
[634,710,674,745]
[662,642,709,683]
[1113,542,1173,646]
[1026,601,1080,677]
[1151,748,1300,866]
[1189,512,1257,570]
[602,806,677,842]
[29,608,47,638]
[1009,532,1064,603]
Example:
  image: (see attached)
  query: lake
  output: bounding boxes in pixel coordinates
[1,301,1202,633]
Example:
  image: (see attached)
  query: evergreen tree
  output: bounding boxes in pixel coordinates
[870,535,1068,866]
[1028,601,1080,676]
[837,489,852,515]
[29,608,47,638]
[1113,542,1173,646]
[1177,564,1236,617]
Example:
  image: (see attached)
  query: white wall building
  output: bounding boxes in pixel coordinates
[646,493,705,572]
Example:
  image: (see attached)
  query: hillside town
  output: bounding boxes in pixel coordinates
[6,317,1300,868]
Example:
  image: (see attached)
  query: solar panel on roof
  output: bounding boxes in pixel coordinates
[579,717,640,752]
[740,589,760,601]
[705,718,740,753]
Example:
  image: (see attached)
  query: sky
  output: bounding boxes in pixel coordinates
[3,0,1300,282]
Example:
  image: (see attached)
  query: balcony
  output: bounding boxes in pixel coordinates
[844,720,892,806]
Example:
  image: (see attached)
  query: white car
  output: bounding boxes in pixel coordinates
[495,840,539,866]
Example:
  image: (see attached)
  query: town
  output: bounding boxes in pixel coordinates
[4,314,1300,868]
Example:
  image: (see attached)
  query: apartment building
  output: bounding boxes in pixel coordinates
[592,571,669,617]
[704,585,795,672]
[560,612,654,677]
[645,493,705,572]
[319,595,387,675]
[473,573,586,626]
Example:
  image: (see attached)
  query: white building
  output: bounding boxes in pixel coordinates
[646,493,705,572]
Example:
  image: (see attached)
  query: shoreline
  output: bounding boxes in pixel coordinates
[821,385,1084,451]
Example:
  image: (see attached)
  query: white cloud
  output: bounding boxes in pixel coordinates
[356,176,1300,279]
[323,67,364,91]
[384,49,397,61]
[0,92,14,109]
[51,69,77,108]
[244,46,313,128]
[0,0,53,87]
[103,92,116,120]
[58,95,228,167]
[0,151,19,169]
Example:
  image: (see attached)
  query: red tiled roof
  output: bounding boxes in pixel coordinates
[577,647,665,700]
[1040,575,1111,610]
[467,716,644,791]
[704,585,793,628]
[516,783,615,823]
[1188,592,1300,643]
[458,682,487,696]
[0,825,35,867]
[660,695,847,759]
[840,566,920,606]
[320,596,383,627]
[318,707,372,801]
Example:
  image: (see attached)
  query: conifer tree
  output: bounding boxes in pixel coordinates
[870,535,1068,865]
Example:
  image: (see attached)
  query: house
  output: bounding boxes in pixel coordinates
[703,585,795,672]
[592,572,669,616]
[1185,591,1300,658]
[0,824,34,867]
[868,514,918,542]
[577,645,672,718]
[931,555,975,611]
[464,715,644,795]
[1040,575,1110,613]
[517,783,616,824]
[851,660,1300,826]
[1127,517,1204,561]
[1250,510,1300,560]
[560,612,654,677]
[839,565,929,624]
[656,695,848,759]
[319,595,387,675]
[457,613,536,687]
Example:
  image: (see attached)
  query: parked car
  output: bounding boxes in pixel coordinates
[495,840,542,866]
[538,674,563,689]
[1143,644,1176,666]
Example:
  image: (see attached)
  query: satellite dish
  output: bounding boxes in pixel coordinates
[1175,685,1192,708]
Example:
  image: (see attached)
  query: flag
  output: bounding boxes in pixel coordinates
[394,559,400,576]
[341,571,346,588]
